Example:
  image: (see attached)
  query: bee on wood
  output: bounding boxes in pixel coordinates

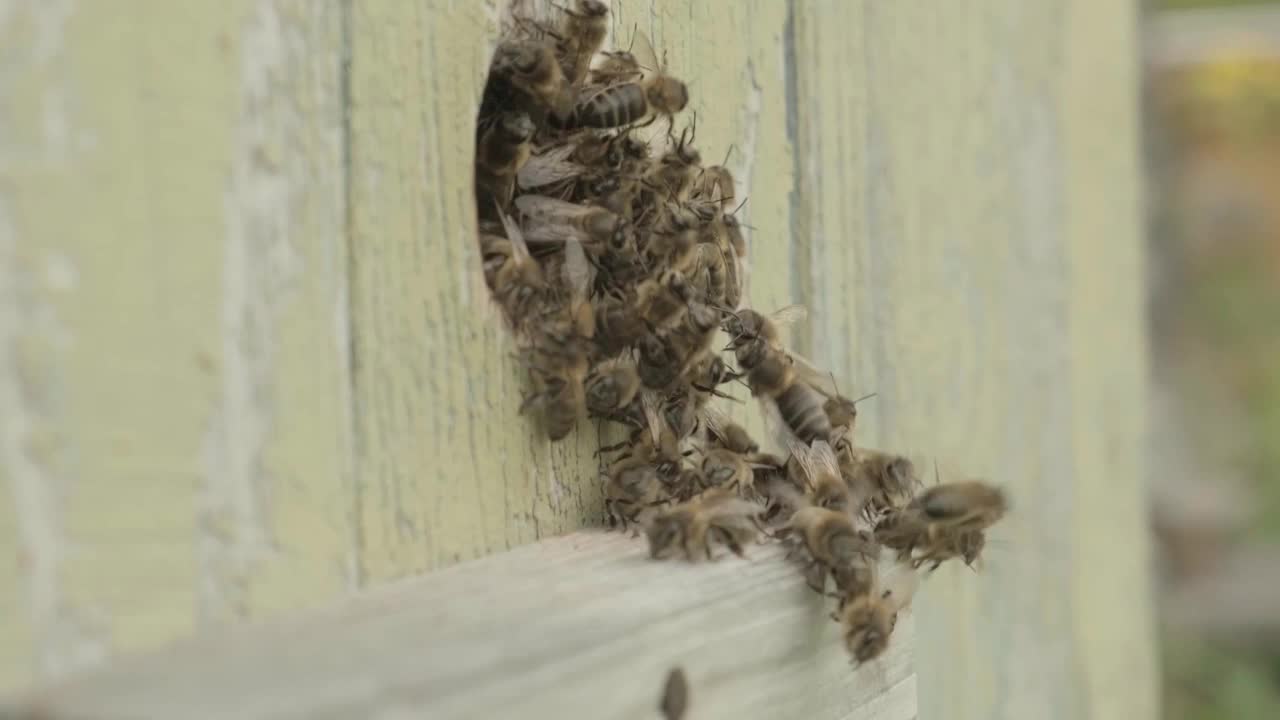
[664,302,722,382]
[552,31,689,130]
[646,486,761,561]
[592,291,648,358]
[737,342,833,447]
[647,120,703,202]
[486,39,574,119]
[589,48,643,86]
[478,210,547,329]
[835,568,918,666]
[475,112,536,213]
[660,666,689,720]
[692,162,736,213]
[874,480,1007,568]
[776,505,879,592]
[604,459,663,529]
[637,269,693,334]
[691,241,741,312]
[514,193,622,251]
[585,356,641,419]
[636,333,681,391]
[842,447,918,516]
[553,0,609,87]
[792,440,857,513]
[519,237,595,441]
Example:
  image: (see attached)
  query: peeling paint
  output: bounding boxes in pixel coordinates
[198,0,303,625]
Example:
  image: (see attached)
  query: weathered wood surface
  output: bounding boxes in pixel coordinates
[0,0,1154,718]
[9,532,916,720]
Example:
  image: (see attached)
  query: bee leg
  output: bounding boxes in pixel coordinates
[929,560,943,573]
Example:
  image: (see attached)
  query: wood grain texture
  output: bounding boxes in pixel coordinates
[0,0,353,691]
[8,531,916,720]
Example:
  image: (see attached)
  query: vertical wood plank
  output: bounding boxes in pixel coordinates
[0,0,352,691]
[791,1,1156,718]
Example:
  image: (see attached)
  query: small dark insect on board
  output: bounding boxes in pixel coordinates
[660,666,689,720]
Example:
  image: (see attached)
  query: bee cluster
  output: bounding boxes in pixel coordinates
[474,0,1008,670]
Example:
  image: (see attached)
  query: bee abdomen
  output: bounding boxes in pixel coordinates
[560,83,647,130]
[775,382,832,444]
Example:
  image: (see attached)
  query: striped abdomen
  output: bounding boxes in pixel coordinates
[561,83,647,130]
[774,381,831,444]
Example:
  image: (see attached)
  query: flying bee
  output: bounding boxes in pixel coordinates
[836,568,919,666]
[553,0,609,86]
[910,527,987,572]
[478,209,547,328]
[475,112,536,213]
[552,30,689,130]
[487,38,574,119]
[724,304,806,351]
[910,480,1008,532]
[777,505,879,592]
[646,486,761,561]
[874,481,1007,564]
[585,356,641,419]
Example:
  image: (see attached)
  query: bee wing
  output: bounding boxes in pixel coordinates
[562,236,593,300]
[521,223,593,247]
[786,351,842,398]
[495,205,531,265]
[769,304,808,328]
[515,193,599,223]
[518,144,584,190]
[631,29,661,77]
[699,404,732,442]
[641,390,663,446]
[787,439,822,491]
[808,440,843,483]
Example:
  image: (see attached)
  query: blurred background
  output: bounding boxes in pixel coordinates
[1147,0,1280,717]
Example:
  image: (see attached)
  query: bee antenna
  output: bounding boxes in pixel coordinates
[932,459,940,486]
[852,392,877,405]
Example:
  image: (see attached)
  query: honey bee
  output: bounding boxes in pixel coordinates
[487,39,573,119]
[589,49,642,86]
[592,290,648,358]
[553,31,689,130]
[514,193,622,250]
[777,505,879,592]
[874,480,1007,566]
[692,163,736,213]
[842,448,917,514]
[910,527,986,572]
[518,237,595,441]
[702,407,758,455]
[604,459,663,529]
[660,666,689,720]
[724,304,805,351]
[646,486,761,561]
[643,205,700,273]
[836,569,918,666]
[637,269,693,334]
[478,210,547,328]
[636,333,680,390]
[665,302,722,381]
[721,213,748,259]
[737,342,833,446]
[585,356,641,418]
[475,112,536,213]
[554,0,609,86]
[792,440,857,513]
[647,120,703,201]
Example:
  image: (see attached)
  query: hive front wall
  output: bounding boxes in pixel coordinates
[0,1,1153,718]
